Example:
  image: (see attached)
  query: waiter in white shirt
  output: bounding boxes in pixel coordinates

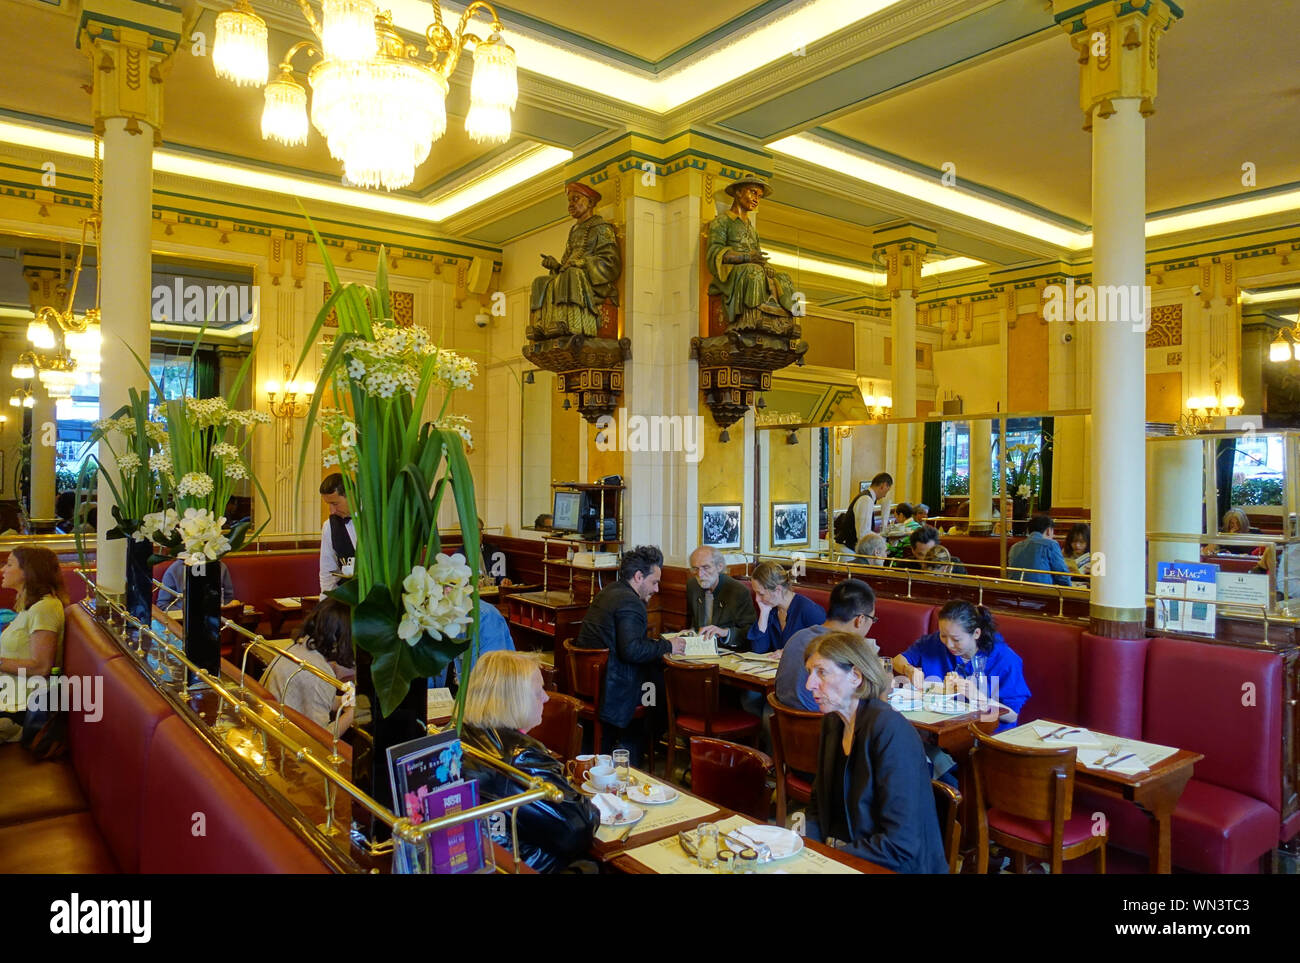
[852,471,894,543]
[319,473,357,593]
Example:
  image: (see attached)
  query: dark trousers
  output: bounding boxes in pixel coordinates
[600,719,648,767]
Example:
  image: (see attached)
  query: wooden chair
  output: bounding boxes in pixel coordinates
[563,639,608,754]
[689,737,773,822]
[530,692,583,762]
[767,691,823,825]
[968,723,1106,874]
[538,661,558,692]
[932,779,963,874]
[663,661,760,781]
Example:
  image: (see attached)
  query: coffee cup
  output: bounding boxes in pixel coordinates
[594,754,613,769]
[566,754,597,785]
[588,764,618,791]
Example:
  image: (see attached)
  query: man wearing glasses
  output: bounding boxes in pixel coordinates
[775,579,878,712]
[686,545,756,651]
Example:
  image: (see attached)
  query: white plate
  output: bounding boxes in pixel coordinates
[580,780,621,795]
[723,824,803,860]
[626,782,679,806]
[596,799,645,828]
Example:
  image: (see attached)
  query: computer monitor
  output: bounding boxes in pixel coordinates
[552,489,583,533]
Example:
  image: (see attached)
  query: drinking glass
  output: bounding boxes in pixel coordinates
[716,850,736,874]
[612,748,631,788]
[696,823,719,870]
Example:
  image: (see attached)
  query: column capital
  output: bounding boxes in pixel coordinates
[78,0,184,143]
[1052,0,1182,130]
[21,255,69,313]
[871,222,936,297]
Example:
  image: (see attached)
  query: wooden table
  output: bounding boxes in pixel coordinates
[587,769,728,862]
[999,719,1201,875]
[265,595,321,636]
[664,652,779,694]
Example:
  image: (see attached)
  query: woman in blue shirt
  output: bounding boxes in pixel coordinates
[891,601,1031,732]
[746,561,825,654]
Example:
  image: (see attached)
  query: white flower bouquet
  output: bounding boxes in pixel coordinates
[294,230,482,719]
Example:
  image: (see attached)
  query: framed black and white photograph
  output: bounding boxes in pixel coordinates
[771,501,809,547]
[700,503,742,550]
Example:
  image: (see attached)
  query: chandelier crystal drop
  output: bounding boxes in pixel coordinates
[321,0,378,63]
[262,67,309,146]
[213,0,269,87]
[465,34,517,144]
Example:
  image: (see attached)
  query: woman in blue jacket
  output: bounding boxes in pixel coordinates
[746,561,825,654]
[891,600,1031,732]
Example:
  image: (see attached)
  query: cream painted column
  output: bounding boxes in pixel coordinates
[1055,0,1180,636]
[969,419,993,533]
[873,224,935,501]
[1147,437,1202,586]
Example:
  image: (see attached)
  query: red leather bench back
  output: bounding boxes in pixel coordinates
[990,613,1082,724]
[1144,637,1283,811]
[1077,632,1148,738]
[870,597,936,657]
[225,552,320,607]
[0,562,90,611]
[791,583,831,613]
[139,717,331,874]
[934,536,1024,575]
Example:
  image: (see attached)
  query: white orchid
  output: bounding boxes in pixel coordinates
[176,507,231,565]
[398,553,474,644]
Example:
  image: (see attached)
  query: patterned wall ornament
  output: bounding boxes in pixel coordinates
[1146,303,1182,349]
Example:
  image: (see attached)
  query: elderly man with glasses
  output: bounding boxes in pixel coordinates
[685,546,757,651]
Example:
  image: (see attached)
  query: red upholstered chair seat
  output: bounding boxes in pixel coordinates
[785,772,813,800]
[987,808,1096,848]
[0,748,89,827]
[674,710,761,736]
[0,811,120,874]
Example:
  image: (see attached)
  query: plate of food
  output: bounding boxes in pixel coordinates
[723,824,803,860]
[592,793,645,827]
[626,781,679,805]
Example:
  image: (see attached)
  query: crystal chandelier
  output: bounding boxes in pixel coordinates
[212,0,519,191]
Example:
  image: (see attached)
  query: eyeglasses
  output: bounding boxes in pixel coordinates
[862,613,879,626]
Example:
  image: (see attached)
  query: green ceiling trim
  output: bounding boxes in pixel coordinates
[718,0,1050,140]
[1147,181,1300,220]
[465,194,570,245]
[1053,1,1184,31]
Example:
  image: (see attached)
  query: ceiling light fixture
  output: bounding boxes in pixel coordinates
[213,0,518,191]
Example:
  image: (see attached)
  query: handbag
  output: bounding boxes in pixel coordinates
[20,670,68,761]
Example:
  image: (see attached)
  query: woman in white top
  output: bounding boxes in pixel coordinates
[263,597,355,734]
[0,546,68,742]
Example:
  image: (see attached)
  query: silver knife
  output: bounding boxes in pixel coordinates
[1102,753,1136,770]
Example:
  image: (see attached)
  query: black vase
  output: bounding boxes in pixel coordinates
[354,651,427,843]
[124,539,153,627]
[183,562,223,683]
[1012,496,1032,536]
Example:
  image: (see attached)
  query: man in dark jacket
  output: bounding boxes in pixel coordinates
[686,545,756,650]
[575,545,685,760]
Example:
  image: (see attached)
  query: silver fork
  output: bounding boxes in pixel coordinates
[1096,743,1124,765]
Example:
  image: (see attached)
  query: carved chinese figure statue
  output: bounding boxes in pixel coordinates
[706,175,796,330]
[529,182,621,338]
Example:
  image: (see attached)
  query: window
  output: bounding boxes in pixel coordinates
[1232,434,1284,505]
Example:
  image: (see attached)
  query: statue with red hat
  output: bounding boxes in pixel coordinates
[529,181,622,338]
[706,174,797,330]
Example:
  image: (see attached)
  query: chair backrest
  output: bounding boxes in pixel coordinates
[663,660,721,724]
[530,692,583,761]
[931,779,962,874]
[767,691,823,775]
[969,724,1077,823]
[538,661,558,692]
[563,639,607,706]
[689,737,772,822]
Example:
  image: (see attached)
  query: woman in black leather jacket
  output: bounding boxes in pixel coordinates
[461,651,597,873]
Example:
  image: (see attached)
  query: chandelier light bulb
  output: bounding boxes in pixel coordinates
[264,379,281,397]
[26,320,55,350]
[8,394,19,408]
[262,67,309,146]
[321,0,379,63]
[22,394,35,408]
[1271,334,1292,362]
[466,34,517,144]
[213,0,269,87]
[11,361,35,380]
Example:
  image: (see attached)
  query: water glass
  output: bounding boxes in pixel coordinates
[715,850,736,874]
[612,748,631,786]
[696,823,719,870]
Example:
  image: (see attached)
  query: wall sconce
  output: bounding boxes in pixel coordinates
[8,388,35,409]
[0,413,8,433]
[1269,324,1300,362]
[265,363,315,418]
[856,377,893,419]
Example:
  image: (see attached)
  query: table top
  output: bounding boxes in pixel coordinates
[665,651,779,688]
[265,595,321,611]
[587,768,727,860]
[506,590,584,609]
[992,719,1202,788]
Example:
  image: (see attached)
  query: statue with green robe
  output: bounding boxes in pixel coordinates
[529,182,621,338]
[706,175,796,329]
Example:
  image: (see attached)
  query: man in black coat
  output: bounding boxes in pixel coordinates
[685,545,757,651]
[575,546,685,761]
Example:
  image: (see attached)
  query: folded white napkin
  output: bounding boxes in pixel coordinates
[1030,722,1104,747]
[1077,748,1148,775]
[592,793,639,825]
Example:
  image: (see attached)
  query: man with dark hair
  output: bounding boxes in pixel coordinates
[838,471,893,550]
[576,545,686,760]
[1007,514,1072,586]
[775,579,878,711]
[686,545,756,650]
[319,472,356,593]
[892,525,941,569]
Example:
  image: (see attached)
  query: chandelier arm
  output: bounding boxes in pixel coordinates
[279,39,321,71]
[294,0,324,40]
[436,0,502,77]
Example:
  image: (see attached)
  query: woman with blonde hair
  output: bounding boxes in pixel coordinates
[746,561,825,654]
[460,650,596,873]
[803,631,947,873]
[0,547,68,742]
